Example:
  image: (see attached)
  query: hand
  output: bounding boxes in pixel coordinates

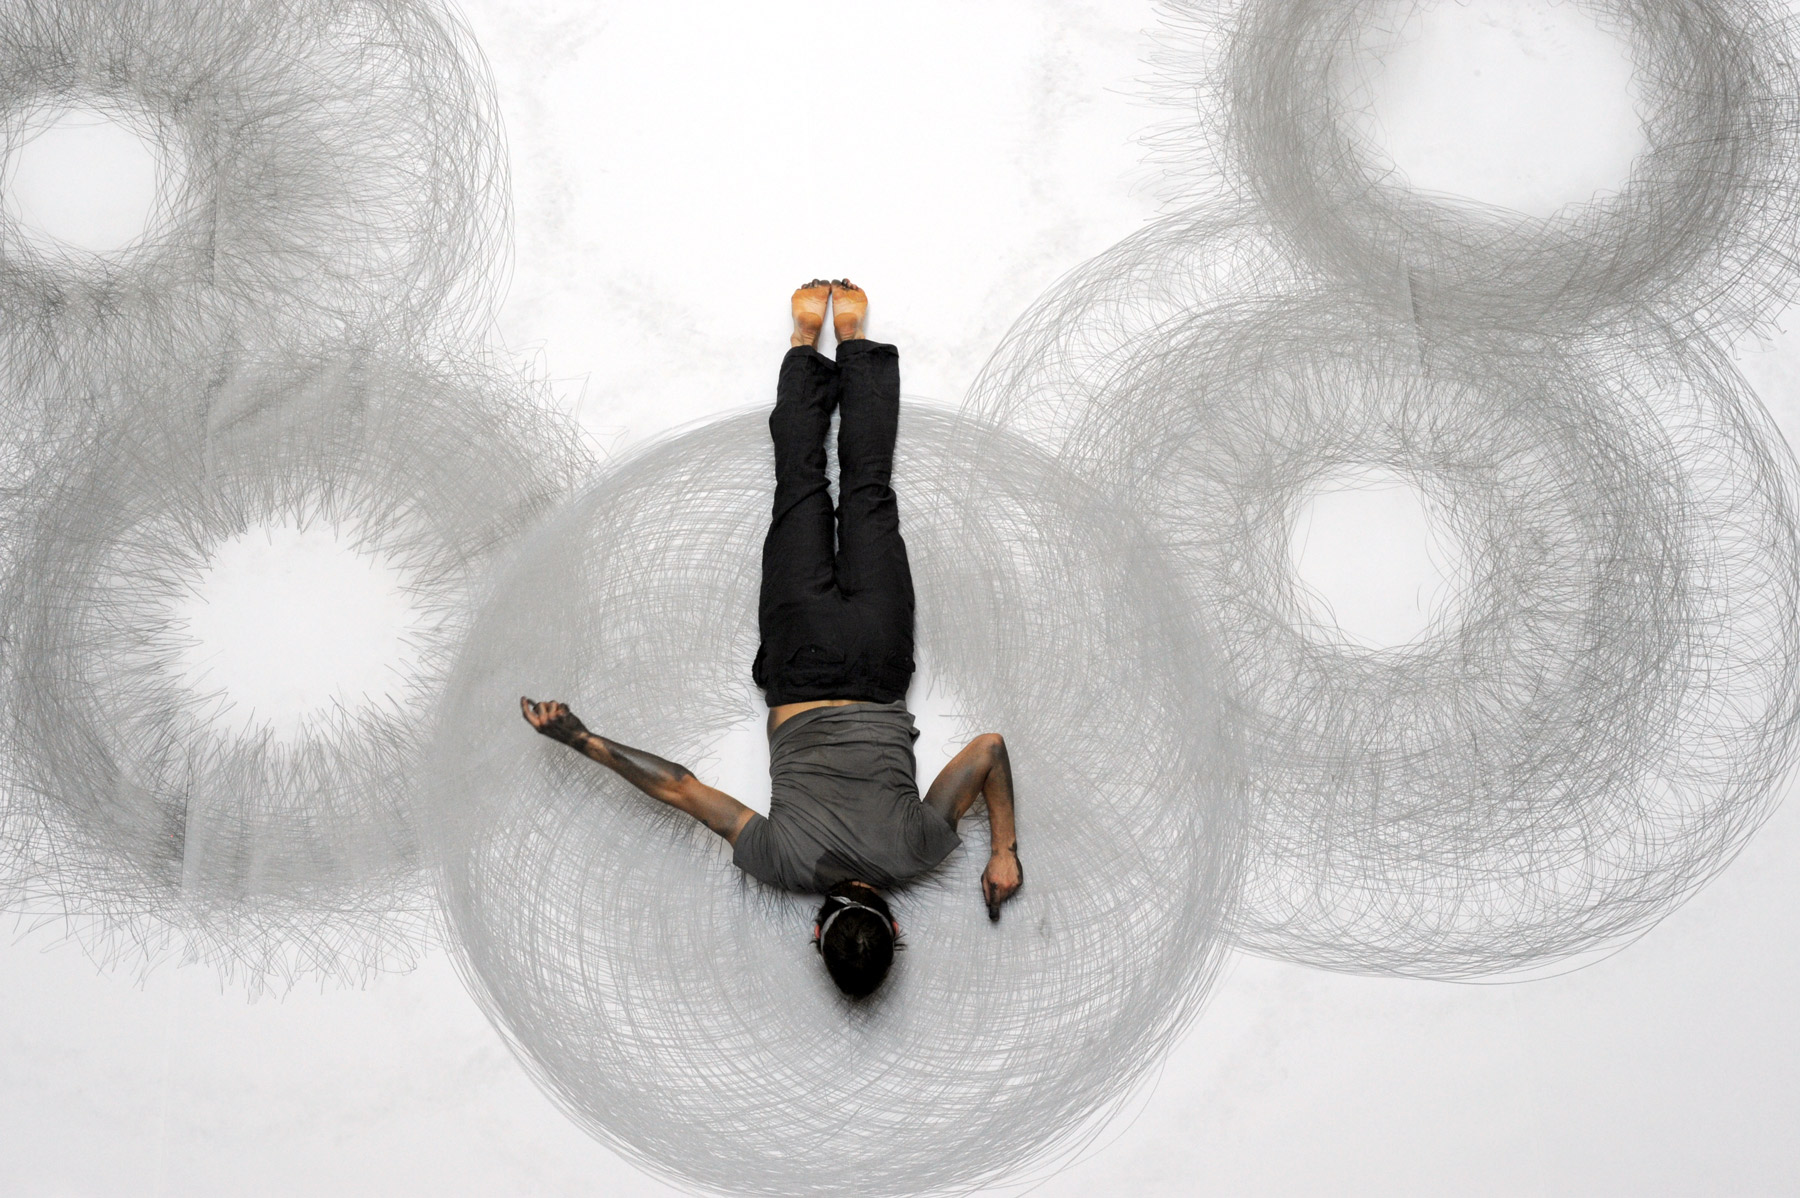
[520,696,588,745]
[981,846,1022,922]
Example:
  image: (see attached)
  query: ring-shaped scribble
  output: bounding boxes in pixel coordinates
[0,0,508,401]
[427,408,1243,1197]
[974,261,1800,976]
[0,350,586,987]
[967,203,1303,456]
[1155,0,1800,335]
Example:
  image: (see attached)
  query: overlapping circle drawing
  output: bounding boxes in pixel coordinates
[969,0,1800,977]
[4,1,1799,1195]
[0,0,585,985]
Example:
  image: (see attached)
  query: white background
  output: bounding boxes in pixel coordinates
[5,1,1800,1194]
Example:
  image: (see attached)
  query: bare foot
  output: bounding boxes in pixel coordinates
[831,278,867,341]
[791,279,831,347]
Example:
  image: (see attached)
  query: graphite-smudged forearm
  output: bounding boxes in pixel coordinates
[570,732,695,803]
[982,737,1017,857]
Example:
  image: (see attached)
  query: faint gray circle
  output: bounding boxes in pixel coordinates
[972,239,1800,976]
[427,408,1243,1197]
[0,0,508,400]
[0,350,587,987]
[1167,0,1800,335]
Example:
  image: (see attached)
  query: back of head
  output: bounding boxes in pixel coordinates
[819,907,895,999]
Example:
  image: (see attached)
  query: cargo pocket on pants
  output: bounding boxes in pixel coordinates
[783,643,849,688]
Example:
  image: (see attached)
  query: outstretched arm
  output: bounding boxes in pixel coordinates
[924,733,1022,921]
[520,697,756,843]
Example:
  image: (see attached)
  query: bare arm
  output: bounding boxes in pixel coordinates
[924,732,1022,921]
[520,697,756,843]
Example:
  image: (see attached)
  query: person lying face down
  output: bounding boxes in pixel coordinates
[521,279,1022,1000]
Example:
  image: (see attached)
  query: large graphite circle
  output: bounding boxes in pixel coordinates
[0,0,507,401]
[972,257,1800,977]
[0,350,587,986]
[426,407,1244,1197]
[1159,0,1800,336]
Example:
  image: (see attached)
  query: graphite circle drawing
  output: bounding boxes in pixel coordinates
[1154,0,1800,337]
[0,349,587,986]
[973,257,1800,976]
[6,0,1800,1187]
[428,408,1245,1197]
[0,0,508,401]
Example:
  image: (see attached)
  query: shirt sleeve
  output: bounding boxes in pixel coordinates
[730,813,781,888]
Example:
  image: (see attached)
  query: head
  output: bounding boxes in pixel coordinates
[812,880,898,999]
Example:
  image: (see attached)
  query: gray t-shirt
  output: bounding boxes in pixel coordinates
[732,701,962,893]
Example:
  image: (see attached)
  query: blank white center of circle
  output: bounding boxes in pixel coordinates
[1288,470,1466,649]
[168,520,427,741]
[3,105,171,257]
[1344,0,1647,218]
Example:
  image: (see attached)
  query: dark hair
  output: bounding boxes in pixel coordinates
[817,885,896,999]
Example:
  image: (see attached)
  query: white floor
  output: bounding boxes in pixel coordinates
[6,2,1800,1194]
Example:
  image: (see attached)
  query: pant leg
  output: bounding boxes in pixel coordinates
[832,338,915,701]
[754,346,840,695]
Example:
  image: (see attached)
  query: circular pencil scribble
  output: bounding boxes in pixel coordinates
[1150,0,1800,336]
[427,408,1244,1197]
[0,0,508,401]
[0,350,587,986]
[973,248,1800,976]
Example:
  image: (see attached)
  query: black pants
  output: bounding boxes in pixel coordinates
[752,339,915,705]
